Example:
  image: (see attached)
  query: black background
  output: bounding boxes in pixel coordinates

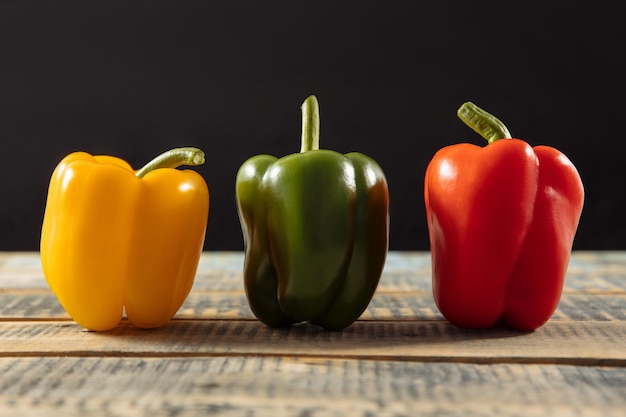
[1,1,624,251]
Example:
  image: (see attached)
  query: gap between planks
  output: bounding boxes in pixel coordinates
[2,349,626,368]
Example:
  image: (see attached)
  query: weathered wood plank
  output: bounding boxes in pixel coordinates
[2,291,626,322]
[2,320,624,366]
[2,251,626,292]
[1,356,624,417]
[1,252,625,325]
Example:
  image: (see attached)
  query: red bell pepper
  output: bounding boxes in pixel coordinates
[424,102,584,330]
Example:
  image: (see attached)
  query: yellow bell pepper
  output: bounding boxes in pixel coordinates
[40,147,209,331]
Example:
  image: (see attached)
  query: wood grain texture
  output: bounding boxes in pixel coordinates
[2,320,625,366]
[2,292,626,323]
[1,357,625,417]
[1,251,625,416]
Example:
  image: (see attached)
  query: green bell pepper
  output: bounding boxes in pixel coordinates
[235,95,389,330]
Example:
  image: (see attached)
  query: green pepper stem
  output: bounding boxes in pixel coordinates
[300,95,320,152]
[457,102,512,144]
[135,147,205,178]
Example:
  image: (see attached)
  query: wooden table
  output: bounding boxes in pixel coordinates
[1,251,625,416]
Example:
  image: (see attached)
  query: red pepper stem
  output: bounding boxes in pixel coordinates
[457,102,512,144]
[300,95,320,153]
[135,147,205,179]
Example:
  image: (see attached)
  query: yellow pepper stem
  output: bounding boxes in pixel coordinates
[135,147,205,179]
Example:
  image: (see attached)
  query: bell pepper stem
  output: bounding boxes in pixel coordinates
[457,102,512,144]
[300,95,320,152]
[135,147,205,178]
